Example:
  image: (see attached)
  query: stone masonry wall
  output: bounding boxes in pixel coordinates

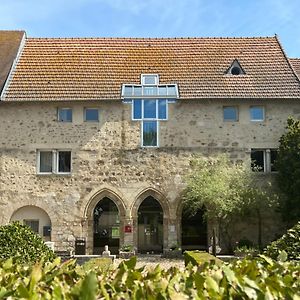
[0,99,299,253]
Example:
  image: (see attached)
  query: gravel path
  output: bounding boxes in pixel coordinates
[114,255,185,270]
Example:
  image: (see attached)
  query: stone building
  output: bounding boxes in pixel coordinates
[0,31,300,254]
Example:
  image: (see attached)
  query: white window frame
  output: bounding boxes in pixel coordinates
[141,120,159,147]
[141,74,159,85]
[84,108,99,122]
[58,108,72,122]
[250,106,265,122]
[251,148,278,173]
[37,150,71,175]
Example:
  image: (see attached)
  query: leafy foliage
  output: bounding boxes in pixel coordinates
[183,155,278,250]
[276,117,300,223]
[0,222,56,264]
[0,255,299,299]
[264,221,300,261]
[184,250,222,266]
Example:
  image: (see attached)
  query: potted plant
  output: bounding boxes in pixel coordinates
[119,244,135,259]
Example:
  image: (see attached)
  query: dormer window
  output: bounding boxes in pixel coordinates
[141,74,159,85]
[122,74,179,147]
[226,59,245,76]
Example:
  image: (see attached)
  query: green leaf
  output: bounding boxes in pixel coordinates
[124,256,137,270]
[205,277,219,293]
[79,271,98,300]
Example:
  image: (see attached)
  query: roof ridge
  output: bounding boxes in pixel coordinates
[26,36,277,40]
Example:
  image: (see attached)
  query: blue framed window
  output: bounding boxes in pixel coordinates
[85,108,99,122]
[250,106,265,121]
[142,121,158,147]
[223,106,238,122]
[132,99,168,121]
[58,108,72,122]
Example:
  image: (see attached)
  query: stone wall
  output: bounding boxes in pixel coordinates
[0,99,299,253]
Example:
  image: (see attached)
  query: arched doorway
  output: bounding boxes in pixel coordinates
[181,206,208,251]
[93,197,120,254]
[10,205,52,241]
[138,196,163,253]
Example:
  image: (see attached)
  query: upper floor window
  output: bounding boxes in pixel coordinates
[251,149,277,172]
[141,74,159,85]
[223,106,238,122]
[38,150,71,175]
[250,106,265,122]
[58,108,72,122]
[133,99,167,120]
[84,108,99,122]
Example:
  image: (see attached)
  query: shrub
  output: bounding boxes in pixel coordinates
[0,255,299,299]
[184,250,222,266]
[264,221,300,260]
[0,222,56,264]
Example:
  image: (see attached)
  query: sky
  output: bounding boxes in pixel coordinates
[1,0,300,57]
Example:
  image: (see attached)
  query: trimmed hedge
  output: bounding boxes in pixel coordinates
[0,256,299,299]
[184,250,222,267]
[264,221,300,261]
[0,222,56,264]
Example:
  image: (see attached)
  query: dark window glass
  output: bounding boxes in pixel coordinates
[39,151,52,173]
[270,149,278,172]
[24,220,39,234]
[251,150,264,172]
[133,100,142,119]
[58,108,72,122]
[158,99,167,120]
[85,108,99,122]
[144,100,156,118]
[223,106,238,121]
[143,121,157,146]
[250,106,264,121]
[58,151,71,173]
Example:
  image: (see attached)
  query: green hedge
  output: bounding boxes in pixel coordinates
[0,222,56,264]
[264,221,300,260]
[0,255,299,299]
[184,250,222,267]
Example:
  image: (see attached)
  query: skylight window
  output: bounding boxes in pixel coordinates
[141,74,158,85]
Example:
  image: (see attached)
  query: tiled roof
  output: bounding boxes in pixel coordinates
[290,58,300,78]
[0,31,25,94]
[3,36,300,101]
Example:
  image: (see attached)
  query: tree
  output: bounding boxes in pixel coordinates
[183,155,278,251]
[276,117,300,225]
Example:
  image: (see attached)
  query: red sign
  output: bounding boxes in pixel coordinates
[124,225,132,233]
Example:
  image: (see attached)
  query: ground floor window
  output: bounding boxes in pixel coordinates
[24,219,39,234]
[251,149,278,172]
[142,121,158,147]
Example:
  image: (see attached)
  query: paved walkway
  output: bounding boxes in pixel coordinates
[114,255,185,270]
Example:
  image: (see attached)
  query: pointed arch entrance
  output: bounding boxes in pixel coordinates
[181,205,208,251]
[93,197,120,254]
[137,196,163,253]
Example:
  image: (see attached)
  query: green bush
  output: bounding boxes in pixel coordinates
[0,222,56,264]
[0,255,299,299]
[184,250,222,267]
[264,221,300,260]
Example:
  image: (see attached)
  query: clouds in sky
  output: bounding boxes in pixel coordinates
[0,0,299,56]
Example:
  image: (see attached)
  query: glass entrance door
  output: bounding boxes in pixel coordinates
[138,196,163,253]
[93,197,120,254]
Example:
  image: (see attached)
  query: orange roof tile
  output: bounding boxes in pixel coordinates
[3,36,300,101]
[290,58,300,78]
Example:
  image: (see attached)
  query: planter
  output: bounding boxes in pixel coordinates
[119,251,135,259]
[163,249,182,259]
